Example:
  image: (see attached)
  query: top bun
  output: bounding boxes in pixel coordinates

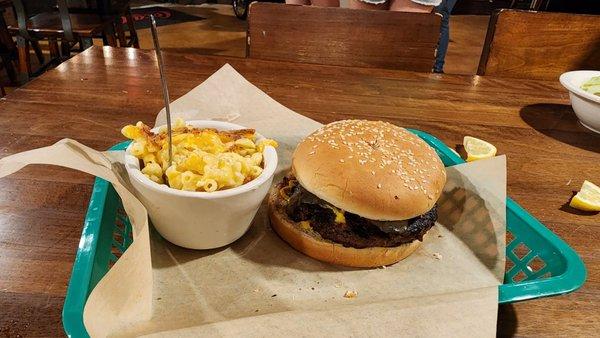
[292,120,446,221]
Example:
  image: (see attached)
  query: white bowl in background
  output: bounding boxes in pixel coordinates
[559,70,600,134]
[125,120,278,249]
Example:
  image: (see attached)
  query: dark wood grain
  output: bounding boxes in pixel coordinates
[0,1,17,84]
[8,11,109,37]
[478,9,600,80]
[247,3,441,72]
[0,46,599,336]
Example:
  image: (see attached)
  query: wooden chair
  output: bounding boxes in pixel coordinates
[247,3,442,72]
[0,44,16,86]
[72,0,139,48]
[0,0,17,84]
[477,9,600,80]
[9,0,118,83]
[107,1,139,48]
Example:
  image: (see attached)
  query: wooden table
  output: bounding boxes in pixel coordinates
[0,46,598,337]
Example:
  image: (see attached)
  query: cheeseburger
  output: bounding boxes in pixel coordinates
[268,120,447,267]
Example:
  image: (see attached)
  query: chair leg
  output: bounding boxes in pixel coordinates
[16,36,30,84]
[61,40,72,59]
[1,85,5,97]
[104,25,118,47]
[48,38,60,63]
[30,40,45,65]
[115,21,127,47]
[126,9,139,48]
[0,54,17,84]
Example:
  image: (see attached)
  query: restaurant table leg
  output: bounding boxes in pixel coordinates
[104,25,117,47]
[16,36,30,84]
[61,40,72,59]
[48,38,60,61]
[126,10,139,48]
[30,40,45,65]
[115,21,126,47]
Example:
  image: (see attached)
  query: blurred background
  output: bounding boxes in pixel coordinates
[1,0,599,95]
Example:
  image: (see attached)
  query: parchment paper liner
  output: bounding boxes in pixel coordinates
[0,65,506,337]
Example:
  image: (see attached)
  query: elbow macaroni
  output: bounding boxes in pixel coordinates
[122,119,278,192]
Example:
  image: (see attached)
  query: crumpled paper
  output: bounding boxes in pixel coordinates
[0,140,153,333]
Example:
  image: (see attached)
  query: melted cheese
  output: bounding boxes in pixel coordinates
[299,221,312,230]
[281,181,346,224]
[325,205,346,224]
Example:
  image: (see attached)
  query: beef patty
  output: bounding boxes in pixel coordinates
[277,175,437,249]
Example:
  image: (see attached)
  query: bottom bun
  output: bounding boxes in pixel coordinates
[268,188,421,268]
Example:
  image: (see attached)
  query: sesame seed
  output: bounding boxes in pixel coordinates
[371,171,375,175]
[377,183,382,189]
[339,159,345,163]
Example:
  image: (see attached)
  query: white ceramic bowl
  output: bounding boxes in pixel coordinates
[559,70,600,134]
[125,120,278,249]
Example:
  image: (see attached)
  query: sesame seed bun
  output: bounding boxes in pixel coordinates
[292,120,446,221]
[268,187,422,267]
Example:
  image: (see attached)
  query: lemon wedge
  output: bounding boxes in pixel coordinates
[463,136,497,162]
[570,180,600,211]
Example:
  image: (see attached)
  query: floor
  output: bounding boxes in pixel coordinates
[135,3,247,56]
[1,3,489,94]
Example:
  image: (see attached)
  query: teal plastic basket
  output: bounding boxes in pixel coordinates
[63,130,586,337]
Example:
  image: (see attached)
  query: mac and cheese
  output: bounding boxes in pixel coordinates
[122,119,277,192]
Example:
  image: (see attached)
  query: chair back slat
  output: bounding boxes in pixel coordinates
[248,3,441,72]
[478,9,600,80]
